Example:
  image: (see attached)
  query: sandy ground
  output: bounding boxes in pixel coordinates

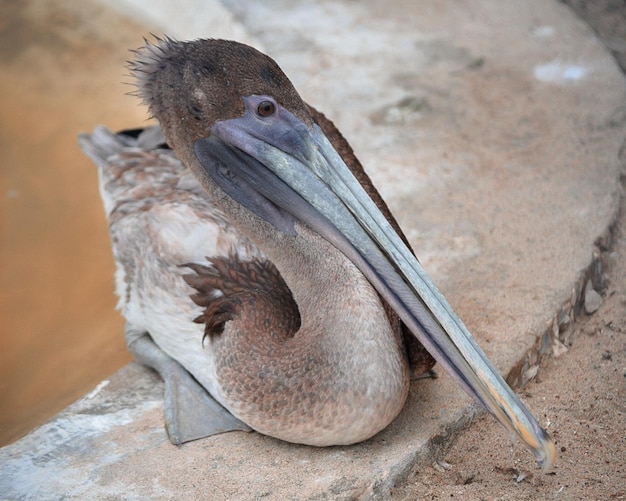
[397,211,626,499]
[397,4,626,498]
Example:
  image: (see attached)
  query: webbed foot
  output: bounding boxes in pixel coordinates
[126,328,251,444]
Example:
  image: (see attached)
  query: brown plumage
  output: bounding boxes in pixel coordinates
[82,122,412,445]
[184,256,300,341]
[80,37,555,468]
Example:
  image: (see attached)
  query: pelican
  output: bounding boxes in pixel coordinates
[79,37,555,469]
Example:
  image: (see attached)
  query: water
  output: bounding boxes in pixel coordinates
[0,0,152,446]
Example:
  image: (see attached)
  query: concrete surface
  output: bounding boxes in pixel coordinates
[1,0,625,499]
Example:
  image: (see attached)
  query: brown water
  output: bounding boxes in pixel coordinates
[0,1,155,446]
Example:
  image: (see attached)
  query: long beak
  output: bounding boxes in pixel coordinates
[194,95,556,470]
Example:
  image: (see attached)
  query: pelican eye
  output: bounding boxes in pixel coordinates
[257,100,276,117]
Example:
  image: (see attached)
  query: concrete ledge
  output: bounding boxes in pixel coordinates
[1,0,625,499]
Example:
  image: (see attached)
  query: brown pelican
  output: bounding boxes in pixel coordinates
[80,37,555,469]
